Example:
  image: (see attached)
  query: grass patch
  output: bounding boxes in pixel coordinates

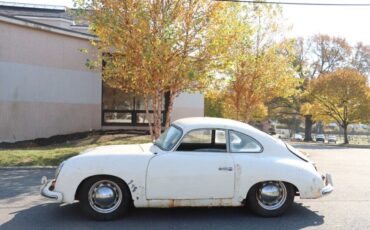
[0,134,151,166]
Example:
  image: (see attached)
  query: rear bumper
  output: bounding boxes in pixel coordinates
[40,176,63,202]
[321,173,333,196]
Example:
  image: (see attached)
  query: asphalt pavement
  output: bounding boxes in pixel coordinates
[0,143,369,230]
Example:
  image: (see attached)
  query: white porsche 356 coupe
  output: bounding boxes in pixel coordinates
[41,117,333,220]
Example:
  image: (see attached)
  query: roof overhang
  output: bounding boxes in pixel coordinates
[0,14,97,41]
[0,1,66,11]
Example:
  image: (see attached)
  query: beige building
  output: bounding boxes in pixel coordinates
[0,2,203,143]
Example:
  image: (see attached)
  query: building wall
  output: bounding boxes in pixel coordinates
[0,20,101,142]
[171,92,204,121]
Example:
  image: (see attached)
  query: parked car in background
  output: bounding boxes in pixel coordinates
[292,134,304,141]
[40,117,333,220]
[315,134,325,142]
[327,135,337,144]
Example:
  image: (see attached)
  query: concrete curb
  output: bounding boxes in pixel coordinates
[0,166,57,169]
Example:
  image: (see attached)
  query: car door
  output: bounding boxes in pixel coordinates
[146,129,235,200]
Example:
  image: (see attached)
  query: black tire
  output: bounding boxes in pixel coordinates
[246,181,295,217]
[79,176,132,221]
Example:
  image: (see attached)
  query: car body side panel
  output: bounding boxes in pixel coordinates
[55,145,324,206]
[146,151,235,200]
[232,152,325,200]
[50,118,329,208]
[54,153,154,205]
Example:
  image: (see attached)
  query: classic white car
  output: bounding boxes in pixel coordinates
[41,117,333,220]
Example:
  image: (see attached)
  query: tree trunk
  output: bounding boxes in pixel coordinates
[343,123,349,144]
[304,115,313,141]
[153,91,162,139]
[144,95,154,140]
[164,90,176,128]
[148,90,162,140]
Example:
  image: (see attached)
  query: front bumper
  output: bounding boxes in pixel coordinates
[40,176,63,202]
[321,173,333,196]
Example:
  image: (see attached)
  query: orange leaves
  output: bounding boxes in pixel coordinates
[204,3,301,122]
[78,0,235,138]
[308,68,370,125]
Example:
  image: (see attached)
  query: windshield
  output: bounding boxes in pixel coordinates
[154,125,183,151]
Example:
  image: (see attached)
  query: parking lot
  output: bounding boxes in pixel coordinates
[1,143,369,230]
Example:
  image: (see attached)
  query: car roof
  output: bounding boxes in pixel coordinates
[172,117,258,133]
[172,117,287,153]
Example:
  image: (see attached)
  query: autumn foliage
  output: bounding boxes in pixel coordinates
[75,0,370,142]
[308,69,370,143]
[77,0,233,139]
[210,4,299,122]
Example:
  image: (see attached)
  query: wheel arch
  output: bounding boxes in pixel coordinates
[74,174,132,201]
[245,180,299,200]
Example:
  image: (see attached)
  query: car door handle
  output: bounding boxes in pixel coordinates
[218,167,233,171]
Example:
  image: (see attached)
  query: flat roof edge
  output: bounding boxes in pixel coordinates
[0,14,97,40]
[0,1,66,11]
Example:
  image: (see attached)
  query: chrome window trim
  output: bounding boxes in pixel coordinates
[154,124,183,151]
[173,128,229,153]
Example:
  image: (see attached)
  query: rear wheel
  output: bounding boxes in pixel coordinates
[247,181,294,217]
[79,176,132,220]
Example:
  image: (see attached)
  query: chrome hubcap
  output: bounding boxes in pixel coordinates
[88,180,122,213]
[256,181,287,210]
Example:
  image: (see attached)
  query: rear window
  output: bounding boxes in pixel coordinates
[229,131,263,153]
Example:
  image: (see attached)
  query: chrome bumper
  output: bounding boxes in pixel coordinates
[321,173,333,196]
[40,176,63,202]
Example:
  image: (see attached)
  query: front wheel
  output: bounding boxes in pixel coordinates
[79,176,132,220]
[246,181,295,217]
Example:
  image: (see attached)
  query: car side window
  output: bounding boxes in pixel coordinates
[181,129,212,144]
[176,129,227,152]
[229,131,262,153]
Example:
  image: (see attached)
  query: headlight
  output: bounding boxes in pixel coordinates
[55,161,65,179]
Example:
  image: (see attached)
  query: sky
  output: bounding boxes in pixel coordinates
[3,0,370,44]
[282,0,370,44]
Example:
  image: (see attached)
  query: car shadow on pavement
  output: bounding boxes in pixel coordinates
[1,202,324,230]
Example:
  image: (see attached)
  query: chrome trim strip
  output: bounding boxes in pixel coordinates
[321,173,334,196]
[40,177,63,202]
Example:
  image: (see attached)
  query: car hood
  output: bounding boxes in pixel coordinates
[78,143,154,157]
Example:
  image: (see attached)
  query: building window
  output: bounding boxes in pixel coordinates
[102,83,168,126]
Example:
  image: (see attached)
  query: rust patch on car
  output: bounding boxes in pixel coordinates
[127,179,138,193]
[147,199,236,208]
